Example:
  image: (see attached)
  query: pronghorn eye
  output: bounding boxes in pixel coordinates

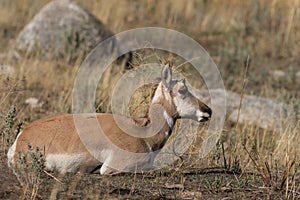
[178,87,187,95]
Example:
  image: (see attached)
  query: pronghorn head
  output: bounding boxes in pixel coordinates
[152,63,212,123]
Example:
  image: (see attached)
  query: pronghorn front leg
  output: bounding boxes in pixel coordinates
[100,164,120,175]
[99,153,121,175]
[99,151,153,175]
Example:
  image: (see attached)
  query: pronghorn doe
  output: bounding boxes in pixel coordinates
[7,64,212,175]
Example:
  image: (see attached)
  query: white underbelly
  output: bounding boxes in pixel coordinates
[45,153,98,173]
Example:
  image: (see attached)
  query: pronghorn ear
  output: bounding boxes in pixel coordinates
[181,78,186,85]
[162,63,172,91]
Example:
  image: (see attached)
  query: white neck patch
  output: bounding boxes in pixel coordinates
[151,82,173,104]
[151,82,175,138]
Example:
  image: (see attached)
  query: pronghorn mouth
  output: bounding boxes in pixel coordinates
[199,116,210,122]
[196,110,211,123]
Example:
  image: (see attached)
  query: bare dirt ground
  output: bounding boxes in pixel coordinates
[0,153,22,199]
[1,151,297,199]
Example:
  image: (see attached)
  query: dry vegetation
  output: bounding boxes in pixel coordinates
[0,0,300,199]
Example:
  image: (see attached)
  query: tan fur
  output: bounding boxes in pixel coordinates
[8,64,212,175]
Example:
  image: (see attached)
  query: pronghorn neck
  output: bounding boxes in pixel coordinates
[150,82,178,120]
[144,82,178,151]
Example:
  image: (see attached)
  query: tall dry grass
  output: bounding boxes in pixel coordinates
[0,0,299,198]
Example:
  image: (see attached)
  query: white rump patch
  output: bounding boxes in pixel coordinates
[7,132,21,168]
[7,140,17,167]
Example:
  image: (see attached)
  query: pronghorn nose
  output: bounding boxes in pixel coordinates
[202,105,212,118]
[198,103,212,122]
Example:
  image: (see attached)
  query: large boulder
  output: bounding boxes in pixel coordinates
[12,0,115,63]
[195,89,294,131]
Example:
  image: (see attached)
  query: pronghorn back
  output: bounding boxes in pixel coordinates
[8,113,153,172]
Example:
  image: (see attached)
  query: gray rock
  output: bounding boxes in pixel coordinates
[228,94,290,131]
[12,0,115,63]
[296,71,300,82]
[0,64,15,76]
[195,89,292,131]
[25,97,44,108]
[271,70,286,80]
